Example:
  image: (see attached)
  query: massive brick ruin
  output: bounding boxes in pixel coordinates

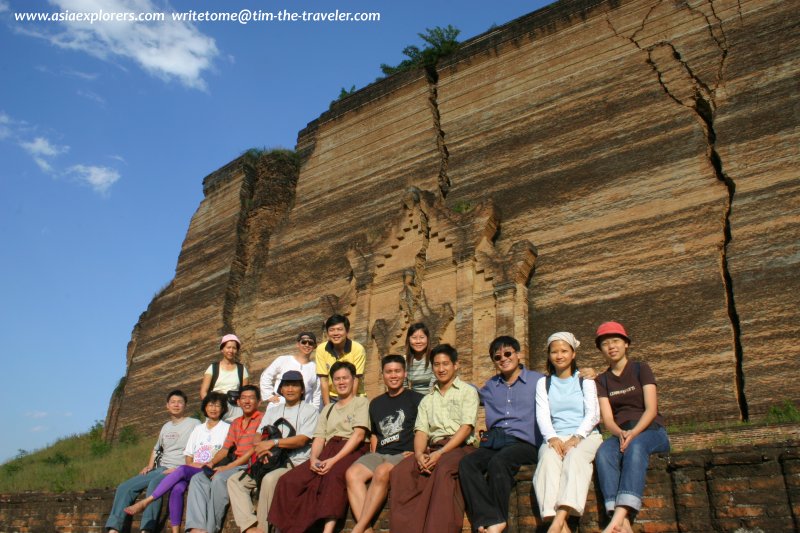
[104,0,798,445]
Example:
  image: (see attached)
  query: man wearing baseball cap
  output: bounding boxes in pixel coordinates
[227,371,319,533]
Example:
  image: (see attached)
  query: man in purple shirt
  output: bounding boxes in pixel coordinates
[459,335,543,533]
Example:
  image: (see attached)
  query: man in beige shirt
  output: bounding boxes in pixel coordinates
[389,344,479,533]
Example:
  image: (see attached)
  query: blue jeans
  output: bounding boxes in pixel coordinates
[105,467,166,531]
[595,426,669,514]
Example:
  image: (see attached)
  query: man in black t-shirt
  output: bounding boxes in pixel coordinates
[345,354,424,533]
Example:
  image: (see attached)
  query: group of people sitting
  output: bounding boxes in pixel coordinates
[104,314,669,533]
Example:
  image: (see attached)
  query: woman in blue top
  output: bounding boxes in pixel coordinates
[534,332,602,533]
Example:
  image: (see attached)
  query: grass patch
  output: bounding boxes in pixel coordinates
[0,421,153,493]
[766,400,800,424]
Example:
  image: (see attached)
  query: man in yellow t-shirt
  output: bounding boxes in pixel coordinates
[315,314,366,404]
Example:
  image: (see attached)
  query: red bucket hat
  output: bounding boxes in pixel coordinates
[595,321,631,348]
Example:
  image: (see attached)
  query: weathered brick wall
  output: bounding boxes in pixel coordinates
[3,440,799,532]
[109,0,800,441]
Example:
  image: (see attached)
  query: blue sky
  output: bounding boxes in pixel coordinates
[0,0,549,462]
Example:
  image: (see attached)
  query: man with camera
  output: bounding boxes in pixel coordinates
[227,371,318,533]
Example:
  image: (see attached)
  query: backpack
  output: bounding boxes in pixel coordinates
[241,417,295,494]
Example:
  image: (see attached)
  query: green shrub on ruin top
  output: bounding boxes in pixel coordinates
[380,25,461,76]
[241,147,300,169]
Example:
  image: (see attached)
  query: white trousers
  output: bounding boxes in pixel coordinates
[533,432,603,518]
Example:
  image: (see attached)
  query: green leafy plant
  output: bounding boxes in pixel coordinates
[766,400,800,424]
[118,425,140,446]
[380,25,461,76]
[451,200,474,214]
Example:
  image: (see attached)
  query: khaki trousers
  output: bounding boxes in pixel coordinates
[533,433,603,518]
[227,465,292,531]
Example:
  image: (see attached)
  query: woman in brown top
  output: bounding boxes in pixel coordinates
[593,322,669,533]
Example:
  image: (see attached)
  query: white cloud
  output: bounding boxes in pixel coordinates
[0,112,10,140]
[77,89,106,105]
[2,112,122,194]
[21,136,69,158]
[35,0,219,90]
[31,426,47,432]
[25,411,48,419]
[64,68,99,81]
[34,157,55,173]
[68,164,121,194]
[0,1,9,13]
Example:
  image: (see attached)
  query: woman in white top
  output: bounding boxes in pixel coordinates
[260,331,321,411]
[533,332,602,533]
[200,334,250,421]
[125,391,231,533]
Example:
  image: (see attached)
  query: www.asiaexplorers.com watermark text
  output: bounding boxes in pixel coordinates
[14,9,381,25]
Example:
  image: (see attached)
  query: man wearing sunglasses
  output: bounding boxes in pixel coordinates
[459,336,543,533]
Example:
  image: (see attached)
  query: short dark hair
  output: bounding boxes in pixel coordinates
[278,379,306,396]
[325,314,350,332]
[239,384,261,401]
[489,336,520,357]
[429,344,458,364]
[166,389,188,403]
[201,391,228,419]
[382,354,407,370]
[330,360,357,378]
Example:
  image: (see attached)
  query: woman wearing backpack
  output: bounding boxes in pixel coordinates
[201,334,250,421]
[533,332,602,533]
[594,322,669,533]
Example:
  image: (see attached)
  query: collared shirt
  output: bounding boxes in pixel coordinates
[414,377,479,445]
[314,339,366,398]
[481,366,543,446]
[223,410,265,458]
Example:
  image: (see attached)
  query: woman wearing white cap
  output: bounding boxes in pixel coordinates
[533,332,602,533]
[200,334,250,421]
[593,321,669,533]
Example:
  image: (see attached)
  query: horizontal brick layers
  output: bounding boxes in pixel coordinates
[3,441,800,532]
[109,0,799,442]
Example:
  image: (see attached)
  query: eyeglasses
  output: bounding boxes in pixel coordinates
[493,351,515,361]
[299,339,316,346]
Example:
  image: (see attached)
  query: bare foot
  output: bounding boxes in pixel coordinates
[621,517,634,533]
[124,498,149,516]
[485,522,507,533]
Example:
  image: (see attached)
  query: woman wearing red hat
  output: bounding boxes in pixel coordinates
[593,322,669,533]
[200,334,250,421]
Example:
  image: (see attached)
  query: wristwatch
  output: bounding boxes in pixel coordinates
[572,434,584,441]
[272,438,280,447]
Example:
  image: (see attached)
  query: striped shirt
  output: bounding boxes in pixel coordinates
[223,411,264,458]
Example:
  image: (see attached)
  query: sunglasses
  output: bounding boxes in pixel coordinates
[299,339,316,346]
[493,351,515,361]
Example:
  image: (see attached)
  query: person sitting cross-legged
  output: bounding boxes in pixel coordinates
[389,344,479,533]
